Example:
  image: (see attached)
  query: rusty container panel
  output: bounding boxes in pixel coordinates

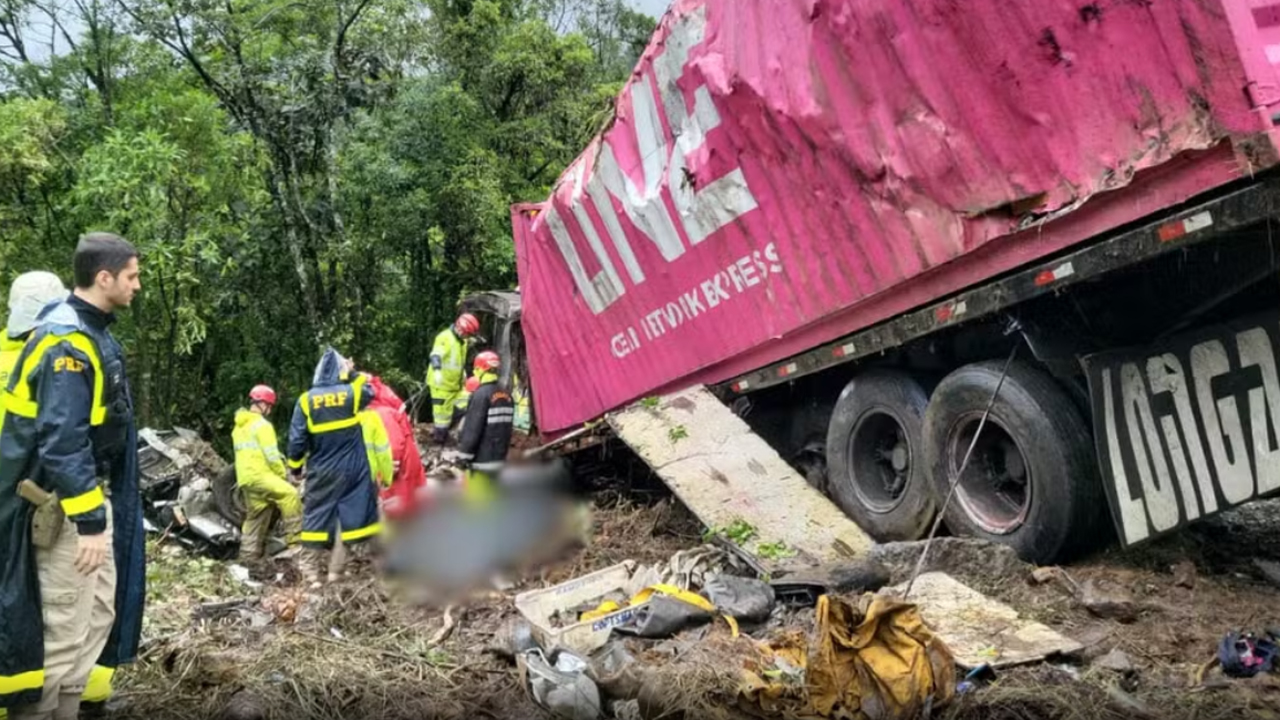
[515,0,1280,432]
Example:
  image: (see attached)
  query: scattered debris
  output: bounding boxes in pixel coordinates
[1094,648,1136,673]
[870,538,1027,586]
[1172,559,1197,589]
[517,562,654,654]
[1218,630,1280,678]
[887,572,1082,668]
[520,648,602,720]
[1080,579,1139,623]
[704,575,775,623]
[741,594,955,718]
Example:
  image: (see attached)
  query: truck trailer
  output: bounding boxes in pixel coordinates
[491,0,1280,563]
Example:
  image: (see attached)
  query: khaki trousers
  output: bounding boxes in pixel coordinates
[11,501,116,720]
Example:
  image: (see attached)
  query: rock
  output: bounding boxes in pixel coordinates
[1080,580,1138,623]
[1172,560,1197,589]
[1094,648,1136,673]
[1253,559,1280,588]
[1068,626,1115,663]
[1030,567,1060,584]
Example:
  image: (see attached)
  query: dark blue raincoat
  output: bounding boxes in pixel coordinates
[287,349,380,546]
[0,297,144,707]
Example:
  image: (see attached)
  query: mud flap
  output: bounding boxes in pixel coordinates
[608,386,874,571]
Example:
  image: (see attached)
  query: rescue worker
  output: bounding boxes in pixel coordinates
[427,313,480,445]
[456,351,515,499]
[0,233,145,720]
[287,348,393,587]
[232,385,302,565]
[365,374,426,520]
[1,272,67,428]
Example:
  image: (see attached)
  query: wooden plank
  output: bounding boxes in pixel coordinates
[608,386,874,570]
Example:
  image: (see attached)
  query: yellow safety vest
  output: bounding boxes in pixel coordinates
[358,410,395,487]
[427,328,466,394]
[0,334,25,428]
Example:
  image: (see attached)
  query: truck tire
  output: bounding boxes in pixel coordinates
[825,371,936,541]
[213,467,247,526]
[923,361,1103,564]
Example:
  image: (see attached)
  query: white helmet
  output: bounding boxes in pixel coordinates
[7,271,66,337]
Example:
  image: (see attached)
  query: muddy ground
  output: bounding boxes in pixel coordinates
[117,477,1280,720]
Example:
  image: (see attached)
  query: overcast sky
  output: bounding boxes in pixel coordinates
[632,0,671,19]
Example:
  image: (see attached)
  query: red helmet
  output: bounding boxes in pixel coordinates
[474,351,501,372]
[455,313,480,337]
[249,385,277,405]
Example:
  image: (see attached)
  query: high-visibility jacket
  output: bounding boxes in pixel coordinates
[287,349,385,546]
[0,333,24,429]
[359,410,394,488]
[0,297,144,707]
[512,372,532,433]
[427,327,466,396]
[232,408,287,485]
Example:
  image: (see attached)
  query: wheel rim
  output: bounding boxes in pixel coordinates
[946,413,1032,535]
[847,407,913,514]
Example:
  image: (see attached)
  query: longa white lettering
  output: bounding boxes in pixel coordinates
[546,4,759,316]
[1191,340,1254,504]
[1238,327,1280,494]
[1145,355,1208,520]
[1102,367,1149,545]
[1122,362,1179,532]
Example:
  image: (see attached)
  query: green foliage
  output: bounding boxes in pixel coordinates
[756,541,797,560]
[667,424,688,444]
[704,518,758,546]
[0,0,654,444]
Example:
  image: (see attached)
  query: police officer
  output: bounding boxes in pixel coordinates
[287,348,393,588]
[426,313,480,445]
[0,233,145,720]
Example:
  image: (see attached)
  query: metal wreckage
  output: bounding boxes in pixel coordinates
[136,428,258,558]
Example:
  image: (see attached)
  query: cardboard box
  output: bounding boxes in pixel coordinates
[514,561,650,654]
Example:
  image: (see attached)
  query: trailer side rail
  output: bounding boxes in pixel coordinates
[722,180,1279,395]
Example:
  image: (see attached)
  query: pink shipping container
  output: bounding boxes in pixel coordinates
[512,0,1280,433]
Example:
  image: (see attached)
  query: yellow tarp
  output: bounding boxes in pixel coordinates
[742,594,955,720]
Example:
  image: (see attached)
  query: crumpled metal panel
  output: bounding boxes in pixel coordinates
[515,0,1280,432]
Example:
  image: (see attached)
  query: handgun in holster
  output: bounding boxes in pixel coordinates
[17,479,64,549]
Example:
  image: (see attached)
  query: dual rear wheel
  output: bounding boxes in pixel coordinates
[824,362,1105,564]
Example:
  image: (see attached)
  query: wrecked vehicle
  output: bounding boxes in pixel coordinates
[487,0,1280,565]
[138,428,248,558]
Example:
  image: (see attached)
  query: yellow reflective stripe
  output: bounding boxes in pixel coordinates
[60,486,104,516]
[287,457,305,469]
[309,415,360,433]
[300,382,364,434]
[2,391,36,418]
[0,669,44,694]
[83,665,114,702]
[340,523,382,541]
[300,531,329,543]
[9,332,106,426]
